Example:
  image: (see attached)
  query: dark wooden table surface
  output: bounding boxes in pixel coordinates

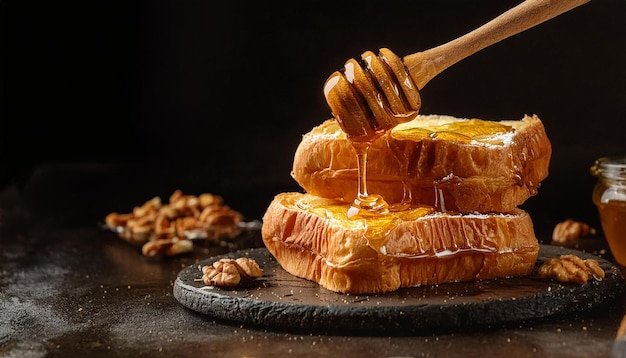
[1,163,625,358]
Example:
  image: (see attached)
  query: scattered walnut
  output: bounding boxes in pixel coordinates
[142,237,194,257]
[199,258,263,287]
[105,212,133,228]
[552,219,596,243]
[104,190,244,256]
[538,254,605,285]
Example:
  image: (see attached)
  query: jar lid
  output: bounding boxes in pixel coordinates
[590,155,626,181]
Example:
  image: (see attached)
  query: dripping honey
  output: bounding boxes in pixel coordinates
[348,138,390,218]
[323,49,421,218]
[298,195,434,253]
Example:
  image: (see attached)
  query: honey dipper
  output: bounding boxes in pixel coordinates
[323,0,590,217]
[324,0,590,141]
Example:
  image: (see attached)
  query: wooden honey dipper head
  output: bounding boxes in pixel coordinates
[323,48,421,142]
[323,0,590,142]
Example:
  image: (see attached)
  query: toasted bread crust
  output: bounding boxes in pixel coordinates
[291,114,551,213]
[262,193,539,294]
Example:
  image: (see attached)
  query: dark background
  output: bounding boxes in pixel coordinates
[1,0,625,235]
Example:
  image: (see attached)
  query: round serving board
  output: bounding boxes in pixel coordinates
[174,245,624,334]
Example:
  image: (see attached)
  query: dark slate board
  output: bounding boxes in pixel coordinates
[174,245,625,334]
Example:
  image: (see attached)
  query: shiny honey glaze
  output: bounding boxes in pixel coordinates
[391,118,514,144]
[321,116,515,144]
[296,195,434,254]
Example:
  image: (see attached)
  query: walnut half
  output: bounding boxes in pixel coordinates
[199,258,263,287]
[552,219,596,243]
[538,254,605,285]
[142,237,194,257]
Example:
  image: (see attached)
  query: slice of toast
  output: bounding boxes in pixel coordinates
[262,192,539,294]
[291,114,551,213]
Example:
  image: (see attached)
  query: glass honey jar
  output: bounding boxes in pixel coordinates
[590,156,626,265]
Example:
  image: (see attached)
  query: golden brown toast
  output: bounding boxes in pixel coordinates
[262,193,539,294]
[291,114,551,213]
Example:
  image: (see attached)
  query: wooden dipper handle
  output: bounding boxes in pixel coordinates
[404,0,591,89]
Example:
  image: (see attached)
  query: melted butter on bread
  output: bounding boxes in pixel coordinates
[392,117,514,146]
[312,115,516,146]
[293,194,490,256]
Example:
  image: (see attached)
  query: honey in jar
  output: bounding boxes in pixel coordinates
[591,156,626,265]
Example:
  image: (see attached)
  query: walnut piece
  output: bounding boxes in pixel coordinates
[538,254,605,285]
[104,190,244,256]
[200,258,263,287]
[142,237,194,257]
[552,219,596,243]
